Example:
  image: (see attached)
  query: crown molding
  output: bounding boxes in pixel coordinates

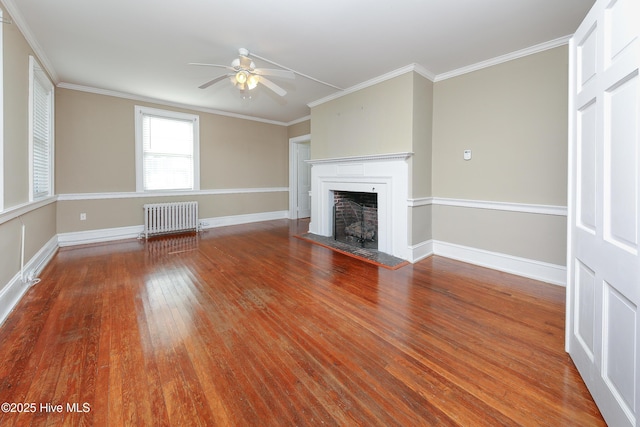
[287,115,310,126]
[308,64,434,109]
[56,82,290,126]
[1,0,59,83]
[308,35,573,109]
[434,35,572,82]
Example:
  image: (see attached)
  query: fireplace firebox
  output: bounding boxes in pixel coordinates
[333,191,378,249]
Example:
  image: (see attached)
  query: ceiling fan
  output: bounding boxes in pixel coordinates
[190,48,295,96]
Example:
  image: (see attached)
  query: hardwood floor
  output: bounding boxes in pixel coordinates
[0,219,604,426]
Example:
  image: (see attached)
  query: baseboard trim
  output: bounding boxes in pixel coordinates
[58,225,143,247]
[408,239,434,263]
[431,240,566,286]
[200,210,289,229]
[57,210,290,247]
[0,235,58,326]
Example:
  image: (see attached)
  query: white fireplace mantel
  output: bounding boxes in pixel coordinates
[306,152,413,166]
[308,152,413,261]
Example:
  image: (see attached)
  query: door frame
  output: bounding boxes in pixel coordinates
[288,134,311,220]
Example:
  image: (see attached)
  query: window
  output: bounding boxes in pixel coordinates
[135,106,200,192]
[29,56,54,201]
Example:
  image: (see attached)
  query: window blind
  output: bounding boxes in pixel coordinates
[31,63,53,200]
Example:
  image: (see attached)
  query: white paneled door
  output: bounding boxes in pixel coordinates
[567,0,640,425]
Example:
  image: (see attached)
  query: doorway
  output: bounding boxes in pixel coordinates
[289,134,311,219]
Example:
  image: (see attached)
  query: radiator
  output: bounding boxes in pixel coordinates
[143,201,199,238]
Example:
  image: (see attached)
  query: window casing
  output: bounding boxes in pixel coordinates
[135,106,200,192]
[29,56,54,201]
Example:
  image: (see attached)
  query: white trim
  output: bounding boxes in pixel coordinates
[432,240,567,286]
[201,210,289,229]
[407,197,433,207]
[134,105,200,193]
[413,63,436,82]
[59,82,288,126]
[307,152,413,165]
[565,35,577,352]
[287,115,310,126]
[407,197,567,216]
[289,134,312,219]
[0,235,58,327]
[0,197,57,226]
[308,65,433,108]
[409,239,434,263]
[289,134,311,144]
[57,187,288,201]
[434,36,572,82]
[56,210,290,247]
[431,197,567,216]
[58,225,143,247]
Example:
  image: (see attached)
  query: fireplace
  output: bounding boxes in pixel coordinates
[333,191,378,249]
[307,152,412,261]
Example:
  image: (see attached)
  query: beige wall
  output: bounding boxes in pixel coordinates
[56,89,289,193]
[409,73,434,245]
[433,205,567,264]
[3,5,34,207]
[0,5,57,291]
[309,71,436,247]
[55,90,136,193]
[287,119,310,139]
[432,46,568,205]
[411,73,434,199]
[0,203,57,288]
[431,46,569,265]
[57,192,288,233]
[310,72,414,159]
[55,88,289,233]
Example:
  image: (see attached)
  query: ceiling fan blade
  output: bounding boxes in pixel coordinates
[254,68,295,79]
[189,62,235,71]
[259,77,287,96]
[198,74,231,89]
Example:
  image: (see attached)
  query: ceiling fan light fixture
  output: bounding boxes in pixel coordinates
[247,74,259,90]
[235,70,248,85]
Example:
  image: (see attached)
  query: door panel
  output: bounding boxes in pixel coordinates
[568,0,639,426]
[578,100,598,232]
[604,283,636,415]
[575,260,596,360]
[606,74,638,252]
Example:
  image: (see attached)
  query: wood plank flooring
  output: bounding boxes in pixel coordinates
[0,219,605,426]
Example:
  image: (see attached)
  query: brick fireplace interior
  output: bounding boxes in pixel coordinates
[333,191,378,250]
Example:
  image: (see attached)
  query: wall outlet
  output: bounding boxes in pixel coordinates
[463,149,472,160]
[80,213,87,221]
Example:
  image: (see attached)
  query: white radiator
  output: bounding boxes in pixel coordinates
[143,201,199,238]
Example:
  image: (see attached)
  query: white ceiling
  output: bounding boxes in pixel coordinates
[5,0,594,124]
